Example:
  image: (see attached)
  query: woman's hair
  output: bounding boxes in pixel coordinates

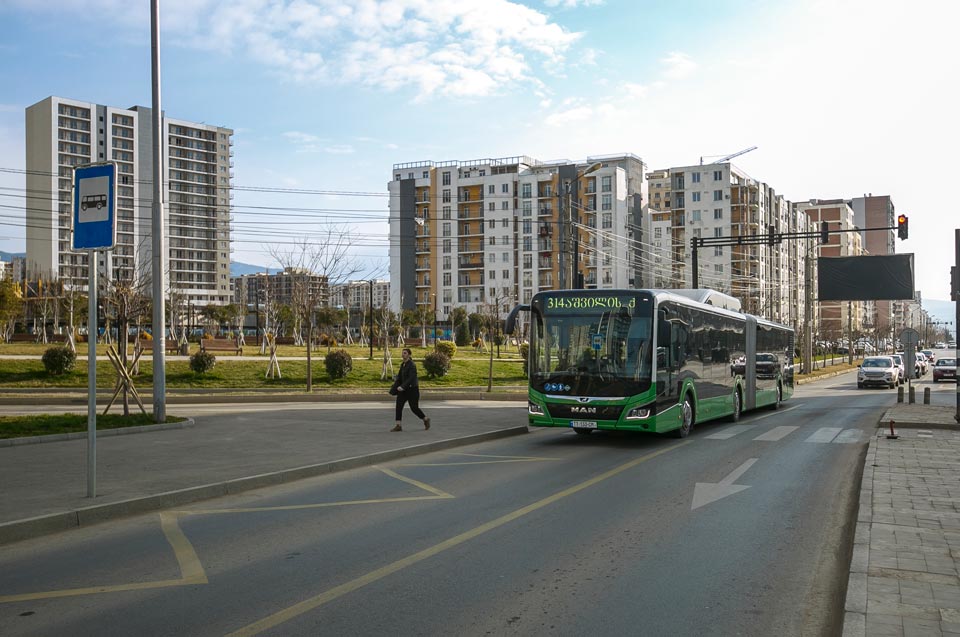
[402,348,412,357]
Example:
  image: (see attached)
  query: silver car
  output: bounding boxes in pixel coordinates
[889,354,906,385]
[858,356,899,389]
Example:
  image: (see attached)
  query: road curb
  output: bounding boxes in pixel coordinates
[0,418,195,447]
[0,425,529,547]
[0,390,528,405]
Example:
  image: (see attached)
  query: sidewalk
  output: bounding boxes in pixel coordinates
[0,396,528,545]
[844,401,960,636]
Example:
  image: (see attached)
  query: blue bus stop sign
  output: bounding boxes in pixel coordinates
[72,162,117,251]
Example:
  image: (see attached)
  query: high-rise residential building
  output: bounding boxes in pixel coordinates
[24,96,234,307]
[795,199,865,339]
[646,162,813,326]
[849,194,897,340]
[329,279,390,311]
[388,154,646,319]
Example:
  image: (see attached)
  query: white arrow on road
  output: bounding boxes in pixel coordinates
[691,458,757,510]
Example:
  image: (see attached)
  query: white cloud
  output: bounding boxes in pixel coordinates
[18,0,582,100]
[660,51,697,80]
[543,0,604,7]
[544,103,594,127]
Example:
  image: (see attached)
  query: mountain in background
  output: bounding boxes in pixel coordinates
[924,299,957,339]
[0,251,25,261]
[230,261,279,277]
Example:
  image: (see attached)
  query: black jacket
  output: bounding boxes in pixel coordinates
[397,359,419,391]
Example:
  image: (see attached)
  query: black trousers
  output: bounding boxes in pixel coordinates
[395,389,425,421]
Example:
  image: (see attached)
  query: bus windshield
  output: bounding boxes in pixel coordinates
[529,292,654,397]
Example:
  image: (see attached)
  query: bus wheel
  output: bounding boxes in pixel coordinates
[674,398,694,438]
[573,427,593,435]
[770,384,782,410]
[729,389,741,422]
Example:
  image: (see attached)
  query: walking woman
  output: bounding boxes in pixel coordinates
[391,348,431,432]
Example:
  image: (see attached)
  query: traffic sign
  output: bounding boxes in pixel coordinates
[72,162,117,251]
[900,328,920,347]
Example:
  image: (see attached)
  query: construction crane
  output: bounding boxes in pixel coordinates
[700,145,758,166]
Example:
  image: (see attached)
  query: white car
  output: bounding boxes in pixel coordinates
[889,354,906,385]
[915,352,929,375]
[858,356,899,389]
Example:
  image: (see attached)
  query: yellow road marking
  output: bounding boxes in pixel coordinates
[227,441,690,636]
[0,514,207,604]
[376,466,454,498]
[179,495,451,516]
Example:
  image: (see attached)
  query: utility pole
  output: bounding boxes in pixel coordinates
[804,236,813,374]
[150,0,166,423]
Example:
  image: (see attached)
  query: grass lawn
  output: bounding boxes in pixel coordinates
[0,345,527,390]
[0,413,188,439]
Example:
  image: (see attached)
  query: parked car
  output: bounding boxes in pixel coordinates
[933,358,957,383]
[889,354,906,385]
[858,356,899,389]
[895,352,923,378]
[916,352,929,375]
[922,349,936,365]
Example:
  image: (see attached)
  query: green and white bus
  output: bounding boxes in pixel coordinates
[505,289,795,437]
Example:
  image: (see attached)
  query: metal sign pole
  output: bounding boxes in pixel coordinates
[87,250,97,498]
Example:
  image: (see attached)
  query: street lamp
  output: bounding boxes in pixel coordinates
[559,162,602,290]
[432,293,437,352]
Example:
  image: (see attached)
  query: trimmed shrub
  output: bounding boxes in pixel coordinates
[455,322,470,347]
[42,346,77,375]
[435,340,457,359]
[190,351,217,374]
[324,349,353,379]
[423,351,451,378]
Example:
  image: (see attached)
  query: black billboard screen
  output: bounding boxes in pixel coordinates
[817,254,915,301]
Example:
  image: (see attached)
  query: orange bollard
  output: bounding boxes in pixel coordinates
[886,419,899,439]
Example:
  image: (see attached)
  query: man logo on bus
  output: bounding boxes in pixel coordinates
[81,194,107,211]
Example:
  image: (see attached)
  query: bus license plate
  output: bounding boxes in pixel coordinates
[570,420,597,429]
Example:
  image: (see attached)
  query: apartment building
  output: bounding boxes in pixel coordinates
[849,194,897,339]
[24,96,233,308]
[232,269,330,309]
[795,199,865,339]
[389,154,646,318]
[646,162,814,327]
[329,279,390,311]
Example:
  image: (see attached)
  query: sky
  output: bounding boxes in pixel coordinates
[0,0,958,305]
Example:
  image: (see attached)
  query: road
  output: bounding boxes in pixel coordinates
[0,372,956,636]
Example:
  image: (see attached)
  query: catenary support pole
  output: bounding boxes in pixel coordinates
[150,0,167,423]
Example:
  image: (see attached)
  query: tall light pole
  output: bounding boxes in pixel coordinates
[368,279,374,361]
[432,292,437,352]
[559,162,602,290]
[150,0,166,423]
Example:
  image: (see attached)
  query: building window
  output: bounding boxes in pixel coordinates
[602,213,612,229]
[502,252,509,262]
[654,227,661,238]
[523,237,532,251]
[488,219,496,229]
[442,222,451,237]
[522,201,532,217]
[501,218,509,227]
[502,201,509,210]
[502,183,509,193]
[443,240,451,253]
[714,170,723,181]
[489,236,495,245]
[442,189,451,203]
[442,206,451,219]
[488,184,495,194]
[601,176,612,192]
[443,256,451,269]
[442,171,451,185]
[479,170,485,176]
[601,194,612,210]
[692,210,701,222]
[489,202,495,211]
[489,270,496,280]
[692,192,701,202]
[692,172,701,183]
[443,273,451,285]
[502,269,510,279]
[714,264,724,273]
[422,171,429,179]
[714,190,723,201]
[521,183,531,198]
[714,246,723,256]
[523,254,532,268]
[714,208,723,220]
[522,220,532,233]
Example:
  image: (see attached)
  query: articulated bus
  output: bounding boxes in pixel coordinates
[505,288,795,437]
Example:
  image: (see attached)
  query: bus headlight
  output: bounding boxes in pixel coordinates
[625,406,651,420]
[528,401,544,416]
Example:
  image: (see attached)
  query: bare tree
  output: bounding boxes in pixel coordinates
[0,280,23,342]
[268,229,362,391]
[100,260,152,416]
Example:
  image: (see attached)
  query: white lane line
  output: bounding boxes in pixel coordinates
[833,429,863,444]
[753,426,799,441]
[706,425,758,440]
[806,427,843,443]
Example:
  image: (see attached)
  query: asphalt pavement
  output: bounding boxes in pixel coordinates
[2,373,960,636]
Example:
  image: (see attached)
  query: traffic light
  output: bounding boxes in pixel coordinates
[820,221,829,243]
[897,214,908,240]
[767,224,776,246]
